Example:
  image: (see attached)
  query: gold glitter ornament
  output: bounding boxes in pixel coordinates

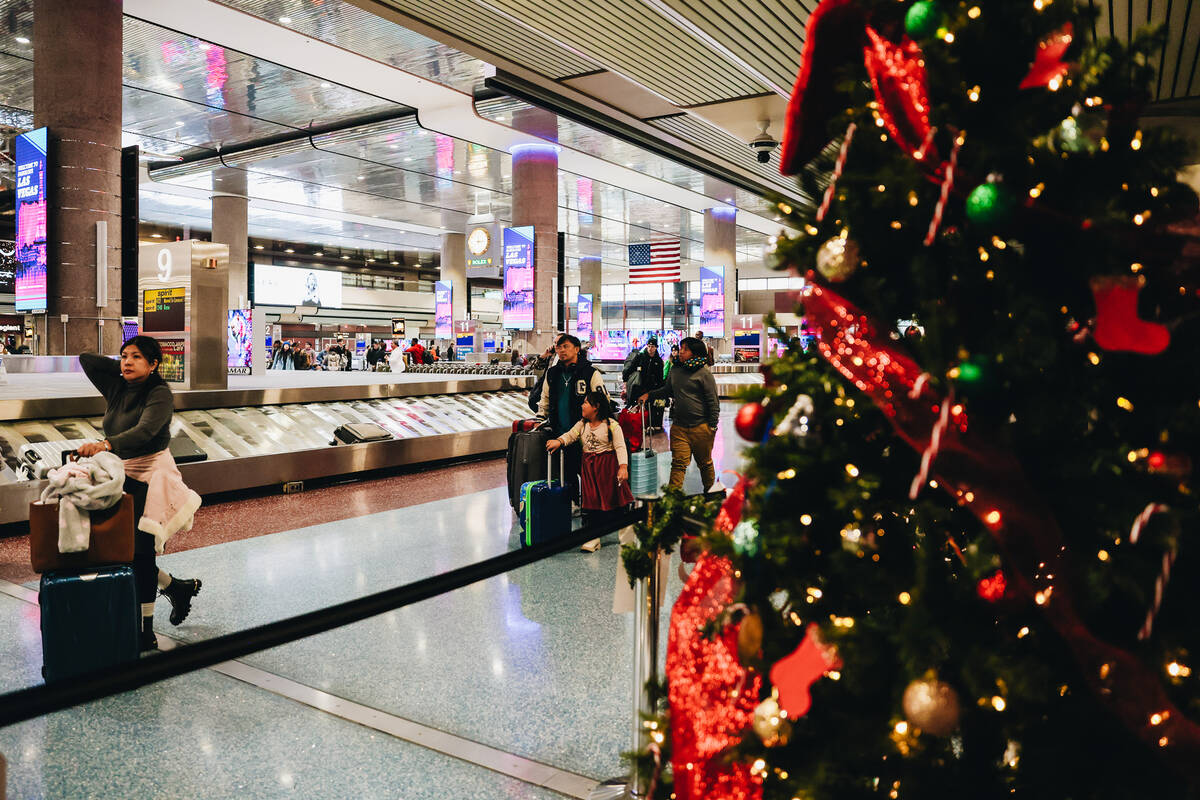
[737,610,763,661]
[752,695,793,746]
[816,235,861,282]
[902,676,961,736]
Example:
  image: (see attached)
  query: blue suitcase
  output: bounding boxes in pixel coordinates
[39,564,140,682]
[518,450,571,546]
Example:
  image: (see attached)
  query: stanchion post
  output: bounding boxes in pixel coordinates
[589,498,665,800]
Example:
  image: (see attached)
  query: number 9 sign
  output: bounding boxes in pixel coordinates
[157,248,172,281]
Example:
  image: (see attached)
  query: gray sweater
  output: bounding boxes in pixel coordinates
[79,353,173,459]
[647,363,719,429]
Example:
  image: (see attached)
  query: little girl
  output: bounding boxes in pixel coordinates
[547,390,633,552]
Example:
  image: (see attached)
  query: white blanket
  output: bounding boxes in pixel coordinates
[39,451,125,554]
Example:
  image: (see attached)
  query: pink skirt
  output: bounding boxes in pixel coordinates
[580,451,634,512]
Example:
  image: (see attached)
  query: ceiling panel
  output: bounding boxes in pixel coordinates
[214,0,496,95]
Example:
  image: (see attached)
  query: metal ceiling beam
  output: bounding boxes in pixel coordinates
[483,72,792,206]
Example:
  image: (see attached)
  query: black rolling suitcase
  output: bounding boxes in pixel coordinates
[506,421,555,509]
[332,422,393,444]
[40,565,140,682]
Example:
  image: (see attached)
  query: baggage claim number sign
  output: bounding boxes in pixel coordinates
[143,287,185,332]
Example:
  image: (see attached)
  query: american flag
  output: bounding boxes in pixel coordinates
[628,238,681,284]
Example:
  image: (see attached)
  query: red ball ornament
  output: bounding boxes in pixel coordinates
[977,570,1007,602]
[735,401,771,441]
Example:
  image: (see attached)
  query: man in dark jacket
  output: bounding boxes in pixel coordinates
[537,334,608,503]
[640,337,720,491]
[628,338,666,428]
[366,341,385,369]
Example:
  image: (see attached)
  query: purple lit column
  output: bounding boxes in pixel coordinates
[511,142,559,353]
[704,207,738,347]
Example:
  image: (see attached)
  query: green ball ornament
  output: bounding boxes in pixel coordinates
[965,182,1016,228]
[905,1,943,40]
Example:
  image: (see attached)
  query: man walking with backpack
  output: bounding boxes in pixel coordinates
[639,336,720,492]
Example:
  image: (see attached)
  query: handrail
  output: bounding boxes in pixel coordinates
[0,507,645,728]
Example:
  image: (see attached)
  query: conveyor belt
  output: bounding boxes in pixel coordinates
[0,382,533,525]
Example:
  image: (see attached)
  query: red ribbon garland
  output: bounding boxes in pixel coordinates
[802,282,1200,779]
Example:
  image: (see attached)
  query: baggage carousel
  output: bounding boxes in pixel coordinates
[0,370,535,525]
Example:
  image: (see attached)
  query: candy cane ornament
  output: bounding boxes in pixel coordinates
[909,395,951,500]
[924,137,962,246]
[816,123,857,223]
[1129,502,1173,641]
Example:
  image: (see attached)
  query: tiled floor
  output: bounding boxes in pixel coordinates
[0,406,749,798]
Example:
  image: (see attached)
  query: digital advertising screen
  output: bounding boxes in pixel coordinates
[227,309,252,375]
[483,332,497,353]
[577,294,593,343]
[158,337,186,383]
[143,287,186,332]
[254,264,342,307]
[502,225,534,331]
[700,265,725,338]
[0,241,15,294]
[15,128,48,312]
[435,281,452,339]
[594,329,630,361]
[734,329,760,362]
[455,333,474,355]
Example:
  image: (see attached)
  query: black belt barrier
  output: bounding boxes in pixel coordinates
[0,506,645,729]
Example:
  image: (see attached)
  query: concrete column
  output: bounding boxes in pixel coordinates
[579,256,602,309]
[440,232,468,327]
[511,136,559,354]
[35,0,122,354]
[704,207,738,349]
[212,167,249,310]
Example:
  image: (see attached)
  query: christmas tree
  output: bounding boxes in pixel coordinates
[639,1,1200,798]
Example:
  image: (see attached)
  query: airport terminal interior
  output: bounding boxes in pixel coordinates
[0,0,1198,798]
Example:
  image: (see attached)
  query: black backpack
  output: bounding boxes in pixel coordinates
[422,350,434,365]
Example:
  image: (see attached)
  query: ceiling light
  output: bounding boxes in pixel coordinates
[279,16,292,24]
[404,157,412,162]
[341,255,350,259]
[175,121,185,127]
[356,175,365,181]
[320,82,331,88]
[391,261,399,265]
[284,248,294,253]
[254,245,264,250]
[314,252,323,257]
[150,233,162,238]
[15,36,29,44]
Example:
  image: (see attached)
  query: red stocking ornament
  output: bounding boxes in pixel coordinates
[1019,23,1074,90]
[1090,275,1170,355]
[769,623,842,718]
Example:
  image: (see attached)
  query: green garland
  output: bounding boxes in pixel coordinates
[620,488,725,587]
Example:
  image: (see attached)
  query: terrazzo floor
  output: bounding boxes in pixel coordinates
[0,407,748,798]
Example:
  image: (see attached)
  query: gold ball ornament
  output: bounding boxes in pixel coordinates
[901,677,962,736]
[815,236,861,282]
[737,611,764,662]
[752,695,793,747]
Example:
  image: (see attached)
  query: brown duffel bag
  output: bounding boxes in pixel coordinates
[28,493,135,573]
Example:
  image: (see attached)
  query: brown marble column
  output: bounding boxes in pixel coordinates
[34,0,123,354]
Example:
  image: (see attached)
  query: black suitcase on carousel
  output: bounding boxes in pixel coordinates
[39,564,140,682]
[332,422,393,444]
